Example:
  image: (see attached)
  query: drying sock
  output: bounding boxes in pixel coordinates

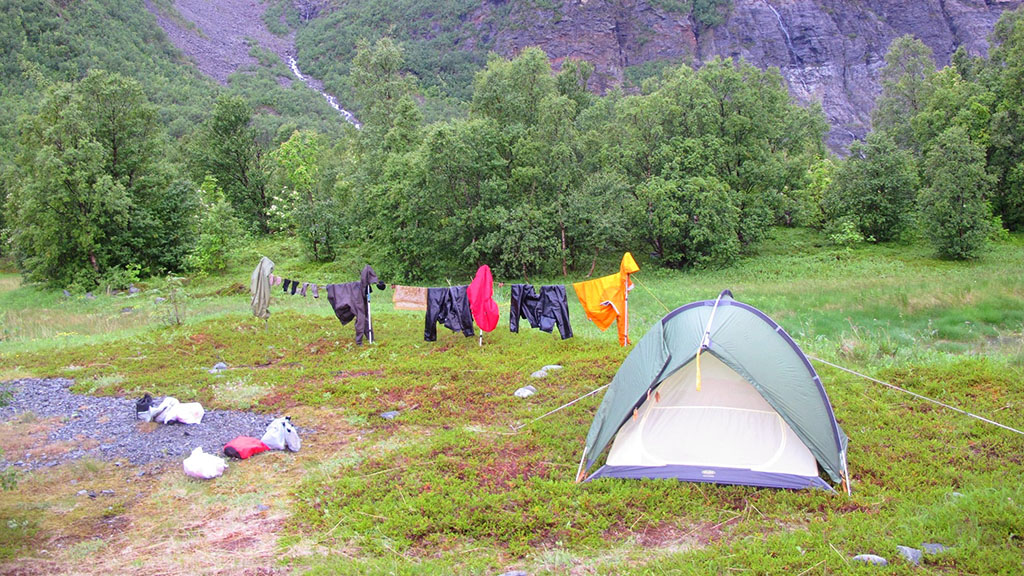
[290,281,299,295]
[311,284,319,298]
[300,282,309,297]
[282,279,292,293]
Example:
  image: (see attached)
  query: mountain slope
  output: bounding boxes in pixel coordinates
[145,0,1023,151]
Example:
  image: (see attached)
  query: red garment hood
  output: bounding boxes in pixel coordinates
[467,265,500,332]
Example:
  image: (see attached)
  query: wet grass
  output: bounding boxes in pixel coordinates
[0,229,1023,574]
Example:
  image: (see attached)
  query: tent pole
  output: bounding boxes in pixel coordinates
[623,277,629,347]
[575,445,589,484]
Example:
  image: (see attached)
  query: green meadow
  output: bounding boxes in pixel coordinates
[1,228,1022,575]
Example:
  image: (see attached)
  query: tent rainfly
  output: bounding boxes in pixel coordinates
[578,290,849,491]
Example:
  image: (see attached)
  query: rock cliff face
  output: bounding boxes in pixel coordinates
[475,0,1022,151]
[148,0,1021,152]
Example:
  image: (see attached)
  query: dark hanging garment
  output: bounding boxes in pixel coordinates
[510,284,573,340]
[326,265,385,345]
[424,285,475,341]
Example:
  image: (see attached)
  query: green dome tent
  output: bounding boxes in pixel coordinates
[579,290,849,491]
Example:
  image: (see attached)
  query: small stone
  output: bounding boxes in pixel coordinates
[212,362,228,371]
[77,490,89,496]
[541,365,562,371]
[62,290,71,298]
[514,385,537,398]
[922,542,950,555]
[120,307,133,314]
[257,504,270,511]
[136,471,146,477]
[129,285,140,294]
[155,297,166,304]
[100,490,115,496]
[381,411,400,420]
[896,545,922,565]
[852,554,888,566]
[530,370,547,378]
[85,292,95,300]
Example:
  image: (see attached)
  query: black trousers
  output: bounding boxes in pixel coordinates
[509,284,573,340]
[424,285,474,341]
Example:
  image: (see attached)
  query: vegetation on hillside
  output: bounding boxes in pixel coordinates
[3,2,1024,289]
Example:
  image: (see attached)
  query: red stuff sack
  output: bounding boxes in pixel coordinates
[223,436,270,459]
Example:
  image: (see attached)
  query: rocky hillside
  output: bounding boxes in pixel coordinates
[147,0,1022,151]
[478,0,1022,150]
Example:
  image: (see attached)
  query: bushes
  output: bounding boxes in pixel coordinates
[823,133,919,243]
[918,127,997,259]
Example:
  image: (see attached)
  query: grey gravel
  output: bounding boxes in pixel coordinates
[0,378,298,470]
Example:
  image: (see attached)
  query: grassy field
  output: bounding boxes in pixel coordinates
[1,229,1022,575]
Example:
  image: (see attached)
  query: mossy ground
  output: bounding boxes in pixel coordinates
[1,230,1022,575]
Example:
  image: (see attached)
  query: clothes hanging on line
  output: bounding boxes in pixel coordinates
[467,265,499,333]
[326,265,386,345]
[510,284,573,340]
[573,252,639,346]
[250,256,275,320]
[392,284,428,311]
[274,275,320,298]
[424,285,474,341]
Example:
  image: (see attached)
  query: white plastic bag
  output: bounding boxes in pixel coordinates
[143,397,178,423]
[183,447,227,479]
[261,417,301,451]
[143,397,205,424]
[165,402,205,424]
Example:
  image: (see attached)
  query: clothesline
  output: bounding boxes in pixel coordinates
[254,254,642,346]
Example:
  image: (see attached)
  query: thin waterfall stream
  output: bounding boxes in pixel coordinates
[288,57,361,129]
[763,0,801,66]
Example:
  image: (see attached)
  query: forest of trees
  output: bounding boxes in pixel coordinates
[2,2,1024,288]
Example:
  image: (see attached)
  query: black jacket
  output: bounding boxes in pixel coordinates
[509,284,573,340]
[326,265,385,345]
[425,285,474,341]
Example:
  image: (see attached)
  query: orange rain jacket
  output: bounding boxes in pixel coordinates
[572,253,639,346]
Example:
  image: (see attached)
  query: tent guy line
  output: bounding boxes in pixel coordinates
[509,384,610,433]
[808,355,1024,436]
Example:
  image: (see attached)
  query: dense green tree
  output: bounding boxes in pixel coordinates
[823,132,918,242]
[631,175,740,268]
[873,35,937,153]
[351,37,419,135]
[910,67,993,153]
[190,95,273,234]
[986,7,1024,230]
[271,130,343,261]
[187,176,245,275]
[471,47,557,131]
[918,127,996,259]
[9,70,195,287]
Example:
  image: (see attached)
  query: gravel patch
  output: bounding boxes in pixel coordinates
[0,378,297,470]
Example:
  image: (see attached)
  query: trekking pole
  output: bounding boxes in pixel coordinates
[366,286,374,344]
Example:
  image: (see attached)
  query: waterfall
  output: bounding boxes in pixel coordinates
[763,1,801,67]
[288,57,362,129]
